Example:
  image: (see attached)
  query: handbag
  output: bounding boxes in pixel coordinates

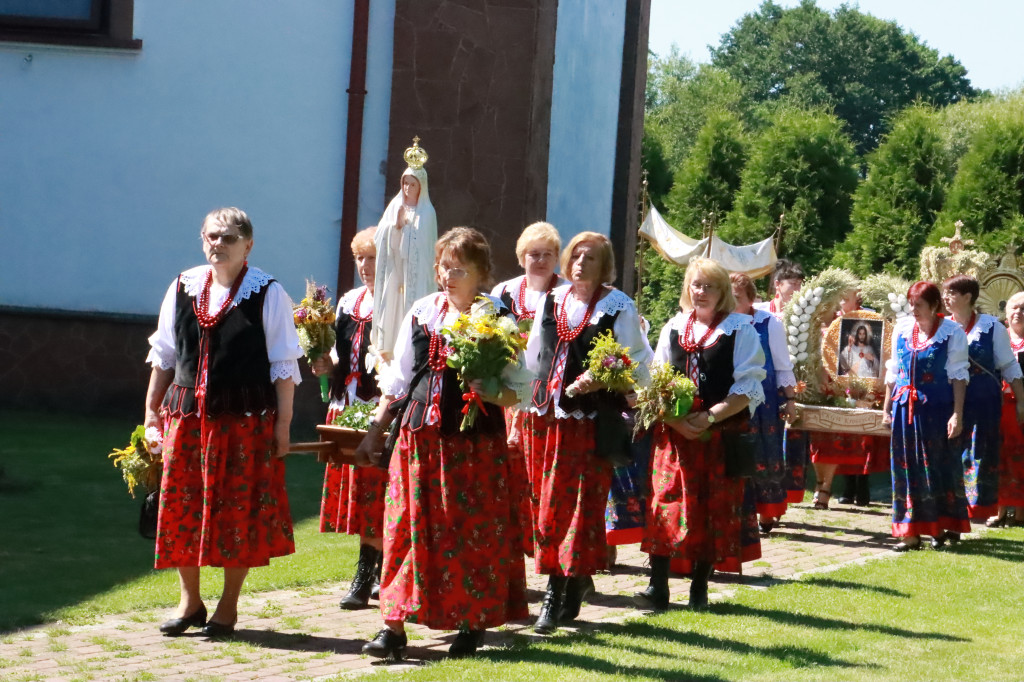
[376,364,430,471]
[138,490,159,539]
[720,428,757,479]
[593,394,635,468]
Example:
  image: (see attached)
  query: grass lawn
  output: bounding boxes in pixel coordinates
[355,528,1024,681]
[0,409,358,632]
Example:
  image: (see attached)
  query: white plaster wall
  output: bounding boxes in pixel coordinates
[545,0,625,246]
[0,0,395,314]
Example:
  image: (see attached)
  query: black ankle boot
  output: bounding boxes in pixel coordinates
[362,628,407,660]
[689,561,713,610]
[370,551,383,600]
[559,575,596,623]
[854,475,871,506]
[634,554,670,611]
[837,475,856,505]
[448,629,485,658]
[534,576,567,634]
[340,544,380,610]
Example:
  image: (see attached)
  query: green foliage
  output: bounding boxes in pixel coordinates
[331,402,376,431]
[720,107,859,274]
[931,97,1024,254]
[833,105,954,278]
[664,111,749,236]
[638,245,684,341]
[710,0,978,155]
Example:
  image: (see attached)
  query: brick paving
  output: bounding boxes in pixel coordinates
[0,500,928,682]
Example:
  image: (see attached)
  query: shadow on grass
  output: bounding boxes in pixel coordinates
[800,577,909,597]
[771,520,893,549]
[943,534,1024,563]
[714,603,968,641]
[0,410,329,633]
[476,620,877,679]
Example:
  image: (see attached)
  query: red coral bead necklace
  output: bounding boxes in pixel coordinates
[556,285,603,342]
[194,264,248,328]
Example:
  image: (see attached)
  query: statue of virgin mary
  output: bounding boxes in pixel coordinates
[370,138,438,362]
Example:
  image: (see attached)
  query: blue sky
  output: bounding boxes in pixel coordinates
[649,0,1024,92]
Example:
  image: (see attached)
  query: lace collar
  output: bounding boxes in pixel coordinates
[669,311,752,338]
[410,293,505,328]
[179,265,273,303]
[895,316,961,348]
[339,285,371,315]
[553,285,633,317]
[752,308,773,325]
[964,312,998,341]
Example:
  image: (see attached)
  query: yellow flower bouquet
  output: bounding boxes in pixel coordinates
[108,425,163,498]
[441,298,529,431]
[565,330,637,397]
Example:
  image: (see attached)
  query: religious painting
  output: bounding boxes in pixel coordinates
[836,318,883,379]
[821,310,890,407]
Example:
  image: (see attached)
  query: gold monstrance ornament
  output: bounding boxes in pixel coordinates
[404,136,428,170]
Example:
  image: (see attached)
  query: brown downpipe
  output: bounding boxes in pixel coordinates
[337,0,371,297]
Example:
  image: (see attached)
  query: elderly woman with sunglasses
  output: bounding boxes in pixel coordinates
[144,208,303,637]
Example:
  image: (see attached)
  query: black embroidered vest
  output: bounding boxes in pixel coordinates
[163,277,276,417]
[667,326,745,430]
[531,293,622,415]
[329,298,378,402]
[402,312,506,437]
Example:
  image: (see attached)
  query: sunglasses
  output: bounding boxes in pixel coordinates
[202,231,245,245]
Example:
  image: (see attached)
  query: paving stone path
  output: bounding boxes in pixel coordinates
[0,500,922,682]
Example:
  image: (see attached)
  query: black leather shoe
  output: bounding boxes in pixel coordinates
[930,532,947,550]
[688,561,713,610]
[946,531,961,546]
[362,628,407,660]
[559,575,596,622]
[633,554,670,612]
[159,604,207,636]
[201,619,236,638]
[534,576,567,634]
[370,551,383,600]
[448,629,484,658]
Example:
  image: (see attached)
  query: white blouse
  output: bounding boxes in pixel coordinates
[884,317,970,385]
[524,286,654,419]
[328,285,376,409]
[146,265,303,384]
[969,313,1024,383]
[750,309,797,388]
[376,293,534,421]
[653,311,767,414]
[490,275,567,318]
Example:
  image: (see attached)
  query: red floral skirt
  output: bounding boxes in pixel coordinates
[505,407,536,556]
[811,433,890,476]
[379,424,528,630]
[1000,393,1024,507]
[319,407,387,538]
[523,411,613,576]
[643,425,753,567]
[155,412,294,569]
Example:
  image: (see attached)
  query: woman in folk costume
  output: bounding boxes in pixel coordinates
[491,222,566,556]
[882,281,970,551]
[310,226,385,610]
[355,228,529,660]
[942,275,1024,522]
[993,292,1024,526]
[145,208,302,637]
[635,258,765,612]
[371,137,438,363]
[755,258,809,507]
[523,232,653,634]
[731,272,794,534]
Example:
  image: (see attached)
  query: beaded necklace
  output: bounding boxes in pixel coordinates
[350,287,372,322]
[426,297,471,372]
[908,317,941,351]
[682,310,725,352]
[516,273,559,320]
[193,265,248,328]
[344,288,373,391]
[556,285,603,342]
[1012,334,1024,354]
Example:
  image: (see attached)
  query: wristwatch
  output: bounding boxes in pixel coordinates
[705,411,716,425]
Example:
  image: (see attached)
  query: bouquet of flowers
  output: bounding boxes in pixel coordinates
[565,330,636,397]
[108,425,163,498]
[332,402,377,431]
[633,363,698,437]
[442,298,529,431]
[294,280,337,402]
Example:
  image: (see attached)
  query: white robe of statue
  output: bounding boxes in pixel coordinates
[371,166,438,361]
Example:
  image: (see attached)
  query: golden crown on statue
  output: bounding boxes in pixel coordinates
[404,136,428,170]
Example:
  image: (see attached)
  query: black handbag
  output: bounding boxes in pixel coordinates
[138,490,159,539]
[376,364,430,471]
[593,395,635,468]
[721,428,757,479]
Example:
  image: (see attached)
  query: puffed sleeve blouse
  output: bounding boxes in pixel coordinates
[884,316,969,386]
[146,265,303,384]
[653,310,767,415]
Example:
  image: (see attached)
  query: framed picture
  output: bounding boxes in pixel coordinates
[821,310,890,404]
